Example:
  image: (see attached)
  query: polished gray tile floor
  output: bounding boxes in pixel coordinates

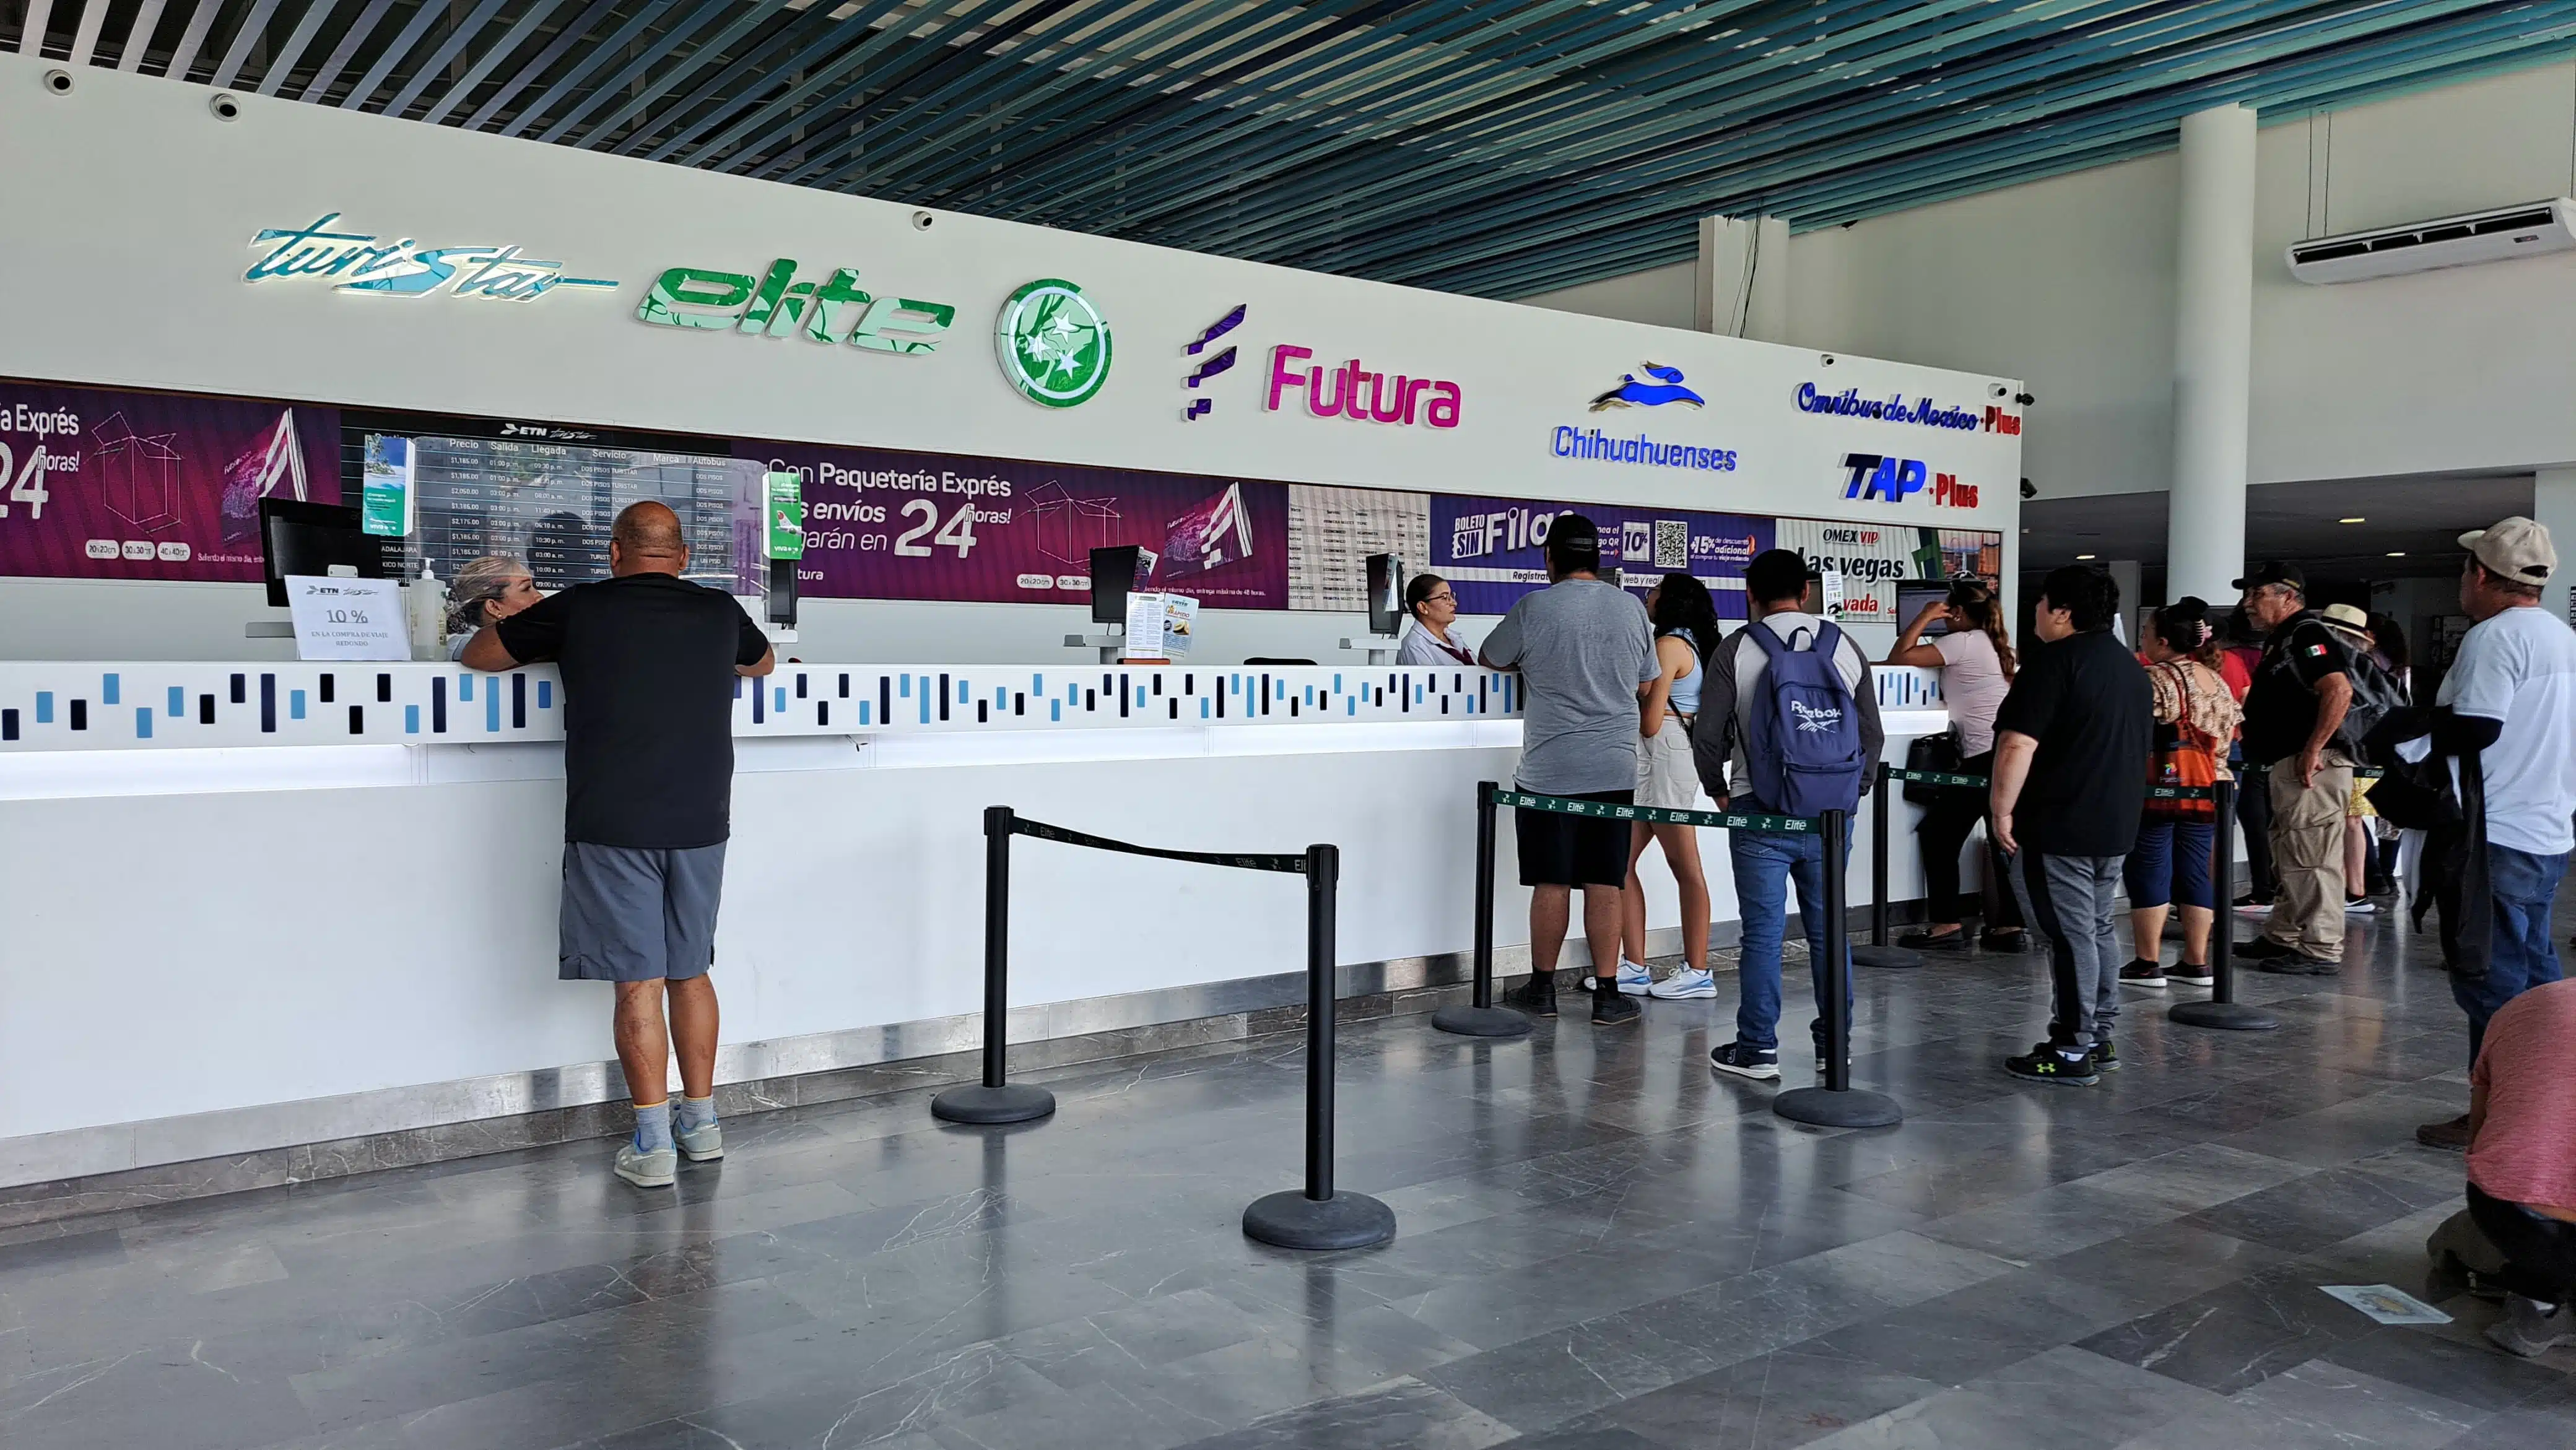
[4,900,2572,1450]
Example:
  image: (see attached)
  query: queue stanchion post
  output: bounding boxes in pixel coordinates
[1435,781,1531,1038]
[1852,762,1922,970]
[1245,844,1398,1250]
[931,807,1060,1124]
[1773,808,1904,1127]
[2169,775,2279,1033]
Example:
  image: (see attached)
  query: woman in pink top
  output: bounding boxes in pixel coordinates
[2468,977,2576,1357]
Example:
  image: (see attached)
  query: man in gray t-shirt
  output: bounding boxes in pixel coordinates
[1479,513,1658,1026]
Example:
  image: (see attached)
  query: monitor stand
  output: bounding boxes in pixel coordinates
[1339,636,1395,666]
[245,619,294,639]
[1064,628,1126,664]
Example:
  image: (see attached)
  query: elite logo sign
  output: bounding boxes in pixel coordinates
[996,279,1113,408]
[247,214,617,301]
[1182,305,1245,421]
[638,261,955,353]
[1842,453,1978,509]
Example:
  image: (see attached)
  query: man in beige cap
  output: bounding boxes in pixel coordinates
[2418,517,2576,1150]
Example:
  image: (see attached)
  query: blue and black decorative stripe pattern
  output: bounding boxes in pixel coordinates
[0,662,1941,752]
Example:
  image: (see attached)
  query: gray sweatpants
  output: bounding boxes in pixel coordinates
[2021,851,2125,1049]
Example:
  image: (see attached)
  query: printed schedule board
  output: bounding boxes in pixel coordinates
[0,380,340,582]
[745,440,1293,609]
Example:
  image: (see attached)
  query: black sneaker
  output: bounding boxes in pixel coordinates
[2234,935,2295,961]
[1500,976,1557,1017]
[2232,892,2273,910]
[1591,991,1641,1027]
[2004,1041,2099,1086]
[2091,1037,2121,1071]
[1710,1042,1780,1079]
[2169,962,2215,988]
[2117,958,2167,989]
[1978,928,2032,952]
[1897,929,1967,951]
[2253,953,2339,976]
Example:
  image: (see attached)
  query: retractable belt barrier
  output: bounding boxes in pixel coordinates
[933,805,1396,1251]
[1445,782,1900,1129]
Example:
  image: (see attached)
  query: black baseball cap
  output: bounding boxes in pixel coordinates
[2230,560,2304,592]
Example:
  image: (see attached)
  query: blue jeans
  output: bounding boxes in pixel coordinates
[2453,843,2571,1064]
[1726,822,1854,1055]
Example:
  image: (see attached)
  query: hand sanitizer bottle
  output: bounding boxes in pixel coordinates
[407,562,446,661]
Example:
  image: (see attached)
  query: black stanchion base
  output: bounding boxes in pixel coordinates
[1773,1086,1904,1128]
[1431,1004,1533,1038]
[2169,1001,2280,1032]
[1242,1189,1397,1251]
[929,1083,1058,1124]
[1852,945,1923,970]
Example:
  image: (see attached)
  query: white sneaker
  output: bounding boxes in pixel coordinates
[675,1119,724,1163]
[614,1139,677,1188]
[1580,957,1654,995]
[1647,966,1717,999]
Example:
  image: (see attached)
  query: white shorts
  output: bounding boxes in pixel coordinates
[1635,715,1700,809]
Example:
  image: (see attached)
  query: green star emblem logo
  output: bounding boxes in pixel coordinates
[995,279,1112,407]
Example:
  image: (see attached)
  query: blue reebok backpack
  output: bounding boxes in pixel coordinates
[1743,620,1867,817]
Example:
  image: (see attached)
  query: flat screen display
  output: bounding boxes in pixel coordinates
[1895,581,1951,636]
[259,498,385,607]
[1365,554,1402,636]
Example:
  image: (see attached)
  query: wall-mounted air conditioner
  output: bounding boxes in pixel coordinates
[2286,199,2576,284]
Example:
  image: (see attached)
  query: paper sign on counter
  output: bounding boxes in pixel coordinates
[284,575,410,661]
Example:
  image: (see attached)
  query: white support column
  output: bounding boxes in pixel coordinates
[2536,466,2576,628]
[2167,105,2258,605]
[1695,215,1791,341]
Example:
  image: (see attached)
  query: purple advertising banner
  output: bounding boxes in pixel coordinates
[1430,494,1772,617]
[0,381,342,582]
[744,441,1292,608]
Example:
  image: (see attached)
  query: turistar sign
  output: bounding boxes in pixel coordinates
[995,279,1113,408]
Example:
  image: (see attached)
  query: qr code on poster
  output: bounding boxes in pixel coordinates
[1654,519,1689,570]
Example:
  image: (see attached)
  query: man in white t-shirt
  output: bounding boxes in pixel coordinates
[2418,517,2576,1150]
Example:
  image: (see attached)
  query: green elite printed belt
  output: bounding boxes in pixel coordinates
[1494,789,1816,834]
[1886,767,1990,788]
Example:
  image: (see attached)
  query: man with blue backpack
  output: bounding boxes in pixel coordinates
[1692,548,1883,1080]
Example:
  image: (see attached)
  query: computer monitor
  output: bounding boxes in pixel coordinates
[259,498,386,609]
[1090,545,1144,625]
[1895,580,1952,636]
[1365,554,1402,637]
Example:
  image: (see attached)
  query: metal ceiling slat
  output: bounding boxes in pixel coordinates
[869,0,1433,204]
[825,0,1213,188]
[494,0,687,137]
[382,0,515,117]
[417,0,574,123]
[635,0,919,162]
[161,0,229,79]
[462,0,626,129]
[253,0,346,94]
[1375,1,2523,286]
[697,0,1027,175]
[11,0,58,58]
[298,0,396,100]
[115,0,172,69]
[567,0,797,149]
[612,0,855,156]
[532,0,741,144]
[339,0,468,110]
[781,0,1171,186]
[742,0,1067,177]
[1328,0,2333,279]
[66,0,116,64]
[1181,0,2108,261]
[211,0,291,87]
[968,0,1653,219]
[666,0,934,168]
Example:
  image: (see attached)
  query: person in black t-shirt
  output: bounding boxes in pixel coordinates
[1990,565,2152,1084]
[2232,560,2355,975]
[464,501,775,1189]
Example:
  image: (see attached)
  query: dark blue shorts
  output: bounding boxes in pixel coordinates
[559,841,727,982]
[2122,820,2214,911]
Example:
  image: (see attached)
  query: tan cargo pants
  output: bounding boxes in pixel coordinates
[2263,749,2354,962]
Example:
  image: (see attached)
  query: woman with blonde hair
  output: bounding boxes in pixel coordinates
[443,555,543,660]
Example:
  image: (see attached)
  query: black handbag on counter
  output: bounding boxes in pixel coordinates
[1903,728,1965,805]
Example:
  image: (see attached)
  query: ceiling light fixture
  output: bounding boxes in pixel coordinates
[2387,550,2406,557]
[2339,516,2366,524]
[2076,553,2097,560]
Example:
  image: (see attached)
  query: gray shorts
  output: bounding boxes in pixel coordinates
[559,841,727,983]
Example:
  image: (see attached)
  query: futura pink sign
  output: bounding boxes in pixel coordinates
[1265,345,1463,429]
